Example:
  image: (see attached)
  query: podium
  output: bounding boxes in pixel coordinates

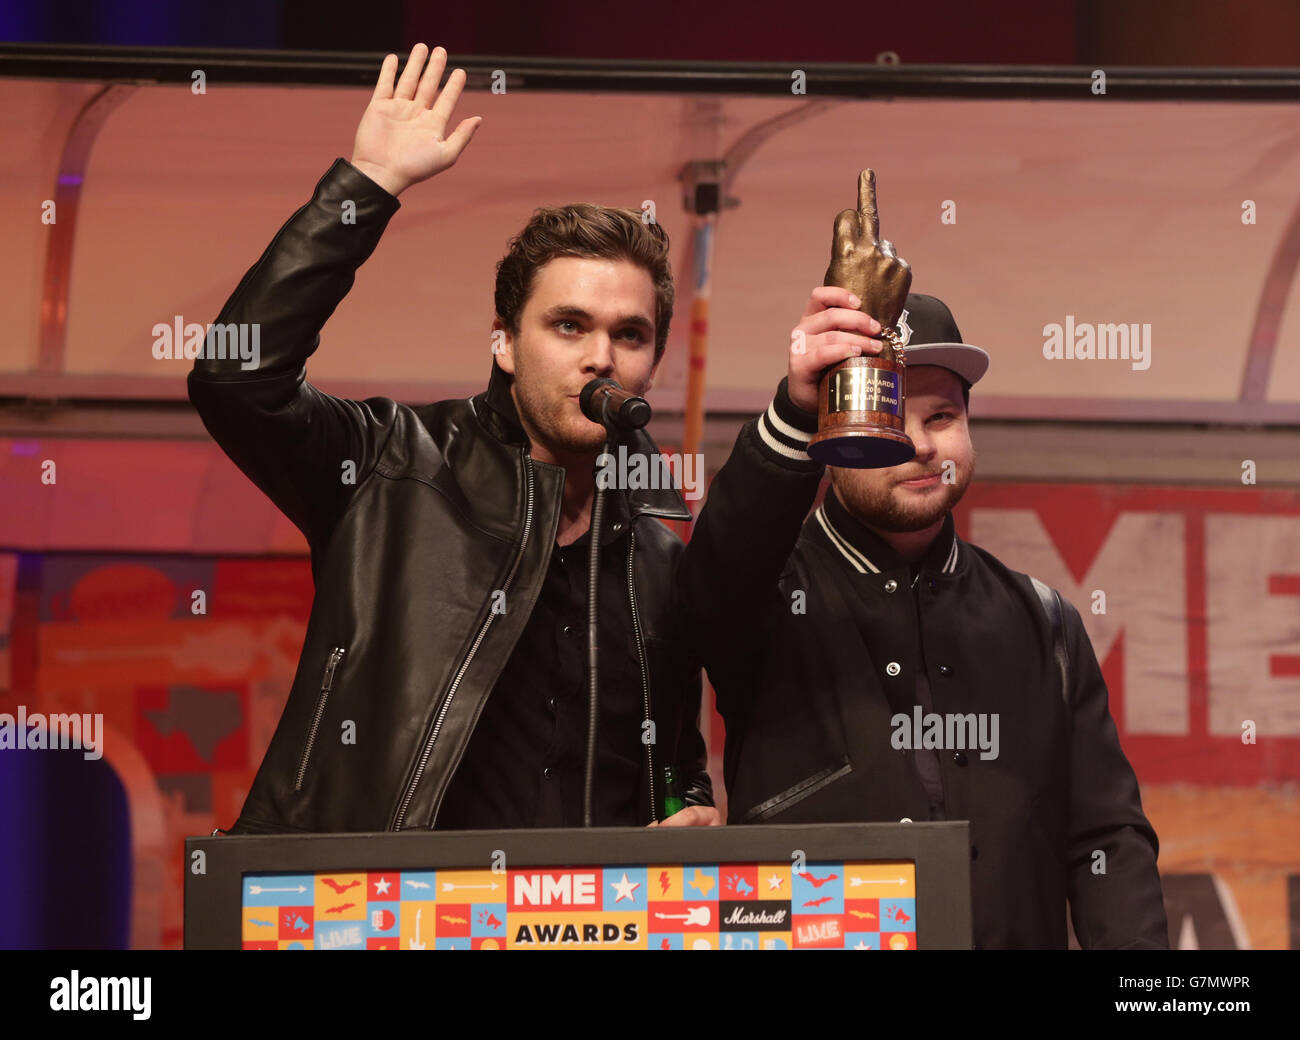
[185,821,971,950]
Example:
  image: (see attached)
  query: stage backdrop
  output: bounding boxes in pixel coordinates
[1,467,1296,949]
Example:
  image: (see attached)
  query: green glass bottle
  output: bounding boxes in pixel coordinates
[661,764,685,819]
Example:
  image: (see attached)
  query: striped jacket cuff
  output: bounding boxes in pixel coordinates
[755,378,822,469]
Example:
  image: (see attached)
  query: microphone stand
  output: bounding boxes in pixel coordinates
[582,395,615,828]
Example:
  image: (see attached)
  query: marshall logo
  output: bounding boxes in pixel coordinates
[724,906,787,927]
[720,901,790,930]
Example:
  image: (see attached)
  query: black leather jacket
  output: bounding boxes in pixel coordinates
[188,158,713,833]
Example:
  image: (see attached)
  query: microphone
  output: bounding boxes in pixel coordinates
[579,377,652,431]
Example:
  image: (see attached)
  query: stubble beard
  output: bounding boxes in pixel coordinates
[833,457,975,534]
[511,368,606,458]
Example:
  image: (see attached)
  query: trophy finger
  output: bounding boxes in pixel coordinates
[878,237,897,260]
[857,169,881,244]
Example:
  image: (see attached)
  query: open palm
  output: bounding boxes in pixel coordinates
[350,43,481,197]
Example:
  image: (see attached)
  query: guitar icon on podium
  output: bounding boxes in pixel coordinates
[652,906,711,927]
[408,908,427,950]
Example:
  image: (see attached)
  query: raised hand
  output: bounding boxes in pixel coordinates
[349,43,481,197]
[824,169,912,330]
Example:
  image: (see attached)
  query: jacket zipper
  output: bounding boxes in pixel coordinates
[295,646,344,791]
[626,529,658,822]
[392,454,537,830]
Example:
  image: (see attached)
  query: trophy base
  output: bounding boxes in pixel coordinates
[807,426,915,469]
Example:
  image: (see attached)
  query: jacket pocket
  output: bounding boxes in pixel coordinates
[295,646,345,792]
[741,758,853,823]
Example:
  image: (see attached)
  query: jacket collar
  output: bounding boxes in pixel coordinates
[474,362,692,523]
[816,486,961,578]
[479,359,529,444]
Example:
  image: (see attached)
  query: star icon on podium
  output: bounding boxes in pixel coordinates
[610,872,640,903]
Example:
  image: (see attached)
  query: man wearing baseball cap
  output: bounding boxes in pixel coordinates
[677,288,1168,949]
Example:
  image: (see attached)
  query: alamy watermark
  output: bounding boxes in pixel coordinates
[1042,316,1151,371]
[595,445,704,501]
[152,316,260,370]
[891,707,999,761]
[50,972,150,1020]
[0,706,104,760]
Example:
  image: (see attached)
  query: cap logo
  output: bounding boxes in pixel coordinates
[895,308,913,347]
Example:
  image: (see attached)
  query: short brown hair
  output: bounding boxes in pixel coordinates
[494,204,674,364]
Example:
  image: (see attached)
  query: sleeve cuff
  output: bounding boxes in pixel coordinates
[333,158,403,211]
[755,378,821,466]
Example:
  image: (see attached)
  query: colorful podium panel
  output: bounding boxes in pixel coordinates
[186,823,970,950]
[239,860,919,950]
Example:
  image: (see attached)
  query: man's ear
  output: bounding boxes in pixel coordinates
[491,317,515,375]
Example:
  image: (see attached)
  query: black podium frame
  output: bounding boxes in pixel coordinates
[185,821,971,949]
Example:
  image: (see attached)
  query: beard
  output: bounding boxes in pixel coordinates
[831,454,975,533]
[510,369,607,458]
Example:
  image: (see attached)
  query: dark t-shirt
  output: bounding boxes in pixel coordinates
[436,489,646,829]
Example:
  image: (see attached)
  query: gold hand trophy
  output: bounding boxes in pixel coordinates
[806,169,916,468]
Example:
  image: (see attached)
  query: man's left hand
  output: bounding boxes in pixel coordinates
[648,806,722,827]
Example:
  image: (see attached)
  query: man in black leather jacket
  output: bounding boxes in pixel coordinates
[188,43,716,833]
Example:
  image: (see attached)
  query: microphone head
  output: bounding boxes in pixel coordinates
[579,377,651,430]
[579,377,616,424]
